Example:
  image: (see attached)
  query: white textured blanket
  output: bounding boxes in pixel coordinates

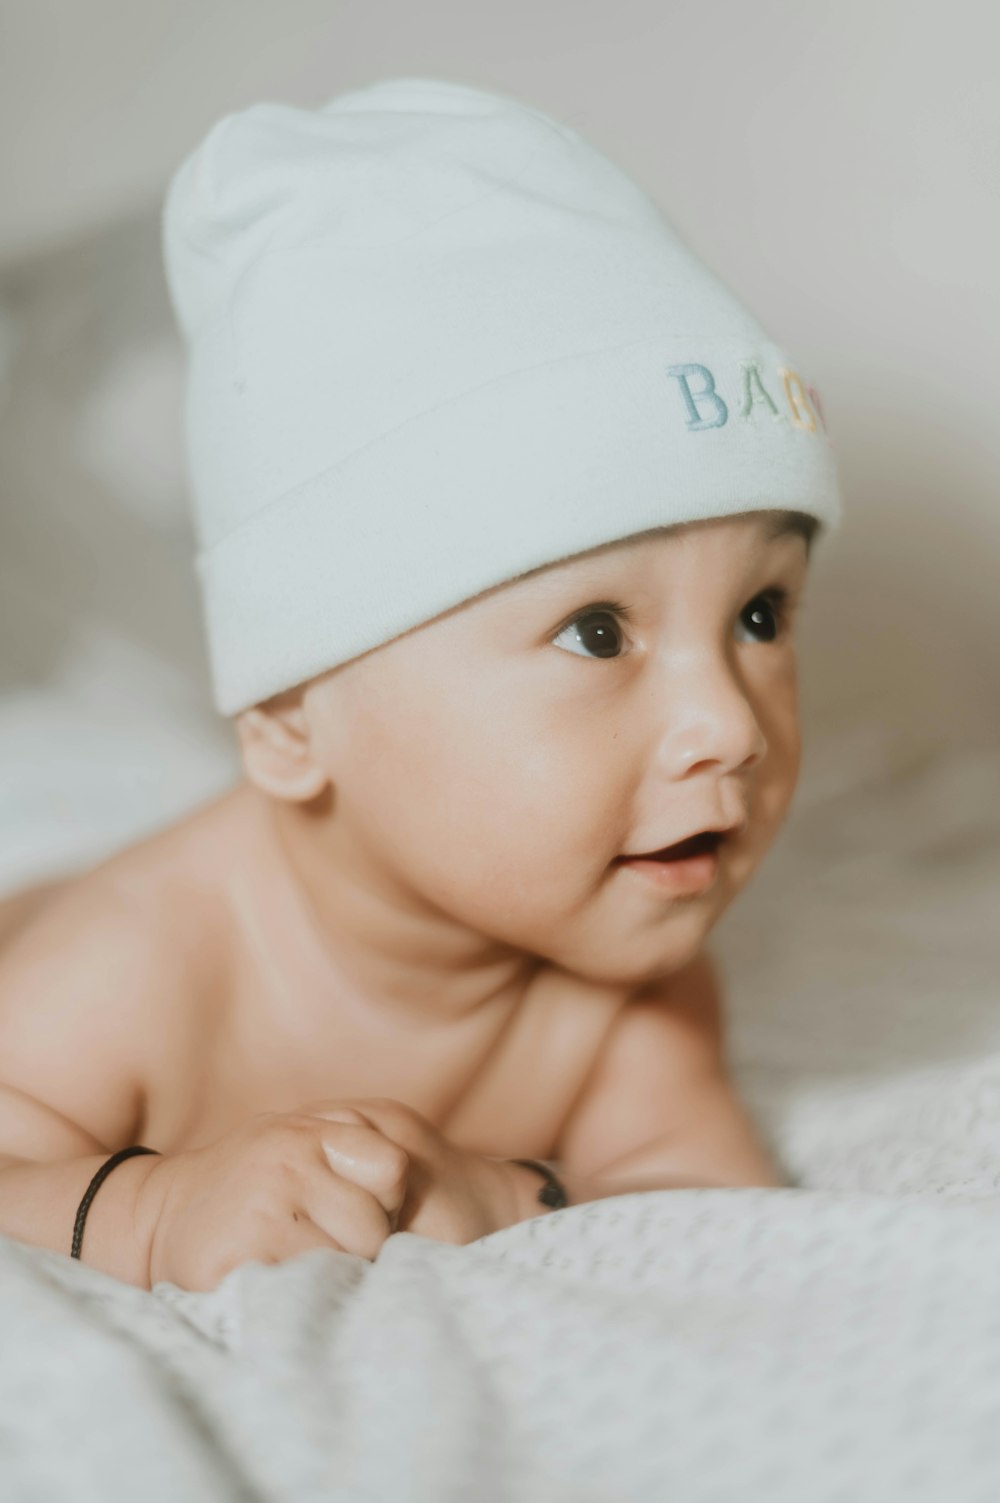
[3,1183,1000,1502]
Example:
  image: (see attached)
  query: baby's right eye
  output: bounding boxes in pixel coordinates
[552,607,630,660]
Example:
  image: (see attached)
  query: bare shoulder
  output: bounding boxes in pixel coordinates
[551,946,729,1176]
[581,947,726,1082]
[0,792,237,1157]
[628,946,725,1043]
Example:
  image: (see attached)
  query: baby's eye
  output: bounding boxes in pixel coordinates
[552,606,630,660]
[551,588,798,660]
[735,589,795,645]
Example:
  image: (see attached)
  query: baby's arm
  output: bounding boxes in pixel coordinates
[322,948,784,1243]
[539,947,786,1206]
[0,884,174,1285]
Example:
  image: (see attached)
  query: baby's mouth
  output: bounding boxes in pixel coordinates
[628,830,725,862]
[631,835,718,859]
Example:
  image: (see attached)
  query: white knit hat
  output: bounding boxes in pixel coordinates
[162,75,843,717]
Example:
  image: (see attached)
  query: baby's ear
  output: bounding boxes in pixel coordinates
[235,687,329,803]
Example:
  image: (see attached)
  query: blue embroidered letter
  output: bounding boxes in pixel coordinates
[666,364,728,430]
[739,362,781,422]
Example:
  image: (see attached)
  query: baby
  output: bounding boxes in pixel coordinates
[0,77,841,1293]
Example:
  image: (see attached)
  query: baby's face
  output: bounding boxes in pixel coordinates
[296,511,810,986]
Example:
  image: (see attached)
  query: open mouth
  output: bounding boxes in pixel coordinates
[630,830,725,862]
[614,827,728,895]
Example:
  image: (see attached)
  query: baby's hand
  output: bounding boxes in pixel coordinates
[319,1098,518,1246]
[139,1103,410,1291]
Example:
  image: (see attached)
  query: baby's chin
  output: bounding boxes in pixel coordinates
[511,890,723,992]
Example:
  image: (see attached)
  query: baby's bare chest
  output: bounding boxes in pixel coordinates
[139,959,627,1162]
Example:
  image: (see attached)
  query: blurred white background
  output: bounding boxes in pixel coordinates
[0,0,997,899]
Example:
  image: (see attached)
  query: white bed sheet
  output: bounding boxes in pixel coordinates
[3,1186,1000,1501]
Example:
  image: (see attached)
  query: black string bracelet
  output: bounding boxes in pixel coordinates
[509,1157,569,1210]
[70,1147,563,1260]
[71,1145,162,1261]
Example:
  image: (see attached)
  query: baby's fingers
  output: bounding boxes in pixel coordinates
[314,1121,410,1222]
[297,1171,396,1261]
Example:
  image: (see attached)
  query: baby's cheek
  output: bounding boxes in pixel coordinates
[774,714,803,801]
[751,738,801,844]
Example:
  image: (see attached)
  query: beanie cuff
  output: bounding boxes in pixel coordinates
[195,335,841,716]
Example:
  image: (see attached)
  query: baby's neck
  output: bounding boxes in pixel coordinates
[227,781,543,1034]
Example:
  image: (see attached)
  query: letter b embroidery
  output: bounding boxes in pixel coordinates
[666,364,728,430]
